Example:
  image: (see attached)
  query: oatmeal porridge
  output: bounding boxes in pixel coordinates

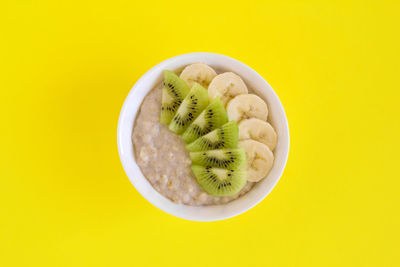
[132,63,277,206]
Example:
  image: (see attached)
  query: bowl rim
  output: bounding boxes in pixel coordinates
[117,52,290,221]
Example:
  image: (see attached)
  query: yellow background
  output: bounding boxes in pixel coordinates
[1,0,399,266]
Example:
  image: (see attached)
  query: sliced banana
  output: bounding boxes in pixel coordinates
[179,63,217,88]
[208,72,248,106]
[227,94,268,122]
[239,118,277,151]
[239,139,274,182]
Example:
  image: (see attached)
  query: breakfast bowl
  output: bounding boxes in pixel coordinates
[117,52,289,221]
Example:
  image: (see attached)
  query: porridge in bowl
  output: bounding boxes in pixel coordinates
[132,63,277,206]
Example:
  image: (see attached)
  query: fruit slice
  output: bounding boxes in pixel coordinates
[186,121,239,152]
[160,70,190,124]
[181,97,228,143]
[227,94,268,122]
[190,148,246,169]
[168,83,209,134]
[239,118,278,151]
[239,139,274,182]
[179,63,217,88]
[208,72,248,106]
[191,165,247,196]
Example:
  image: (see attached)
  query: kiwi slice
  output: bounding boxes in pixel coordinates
[190,148,246,169]
[160,70,190,125]
[181,97,228,143]
[186,121,239,152]
[168,83,209,134]
[191,165,247,196]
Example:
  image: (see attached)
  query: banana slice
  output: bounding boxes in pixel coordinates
[239,118,277,151]
[208,72,248,106]
[226,94,268,122]
[239,139,274,182]
[179,63,217,88]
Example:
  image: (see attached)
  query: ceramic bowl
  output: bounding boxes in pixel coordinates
[117,53,289,221]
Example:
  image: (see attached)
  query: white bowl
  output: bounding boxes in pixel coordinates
[117,53,289,221]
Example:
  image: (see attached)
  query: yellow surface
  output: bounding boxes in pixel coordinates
[1,0,399,266]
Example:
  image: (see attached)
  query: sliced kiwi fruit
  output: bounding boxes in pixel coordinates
[160,70,190,125]
[186,121,239,152]
[168,83,209,134]
[191,165,247,196]
[190,148,246,169]
[181,97,228,143]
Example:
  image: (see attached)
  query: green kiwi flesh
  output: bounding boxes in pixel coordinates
[186,121,239,152]
[181,97,228,143]
[191,165,247,196]
[169,83,209,134]
[190,148,246,169]
[160,70,190,125]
